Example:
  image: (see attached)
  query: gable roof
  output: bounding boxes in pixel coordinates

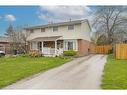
[24,19,90,30]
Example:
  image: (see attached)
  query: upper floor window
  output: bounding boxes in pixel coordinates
[41,28,45,32]
[53,26,58,32]
[68,25,74,30]
[30,29,34,33]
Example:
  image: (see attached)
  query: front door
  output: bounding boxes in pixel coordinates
[38,42,42,52]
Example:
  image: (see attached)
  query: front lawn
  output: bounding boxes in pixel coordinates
[0,56,70,88]
[101,54,127,89]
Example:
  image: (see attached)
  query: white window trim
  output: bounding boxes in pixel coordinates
[31,42,38,50]
[63,39,78,51]
[41,28,45,32]
[67,25,75,32]
[52,26,58,32]
[68,25,74,30]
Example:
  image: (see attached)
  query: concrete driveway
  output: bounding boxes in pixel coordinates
[4,54,107,89]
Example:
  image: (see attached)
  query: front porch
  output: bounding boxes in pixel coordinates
[38,40,63,56]
[29,36,78,56]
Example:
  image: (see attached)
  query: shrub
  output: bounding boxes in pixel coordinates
[28,50,41,57]
[20,54,29,57]
[58,55,66,59]
[63,50,77,56]
[0,53,5,58]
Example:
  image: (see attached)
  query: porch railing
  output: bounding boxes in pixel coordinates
[43,47,55,55]
[43,47,63,55]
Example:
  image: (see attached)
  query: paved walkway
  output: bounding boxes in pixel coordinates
[4,54,107,89]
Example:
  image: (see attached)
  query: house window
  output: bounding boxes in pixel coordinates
[41,28,45,32]
[30,29,34,33]
[53,26,58,32]
[68,42,73,50]
[64,40,77,51]
[68,25,74,30]
[31,42,37,50]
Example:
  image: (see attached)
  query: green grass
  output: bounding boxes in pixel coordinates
[0,56,70,88]
[101,54,127,89]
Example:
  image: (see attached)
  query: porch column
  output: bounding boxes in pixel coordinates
[55,40,57,55]
[30,42,32,50]
[42,41,43,53]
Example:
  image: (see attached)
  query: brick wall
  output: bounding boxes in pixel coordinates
[77,39,90,56]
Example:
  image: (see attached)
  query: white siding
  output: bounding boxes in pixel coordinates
[26,21,91,41]
[81,21,91,41]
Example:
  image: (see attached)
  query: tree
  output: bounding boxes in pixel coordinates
[91,30,105,44]
[96,34,108,45]
[5,24,14,36]
[5,24,28,54]
[15,26,29,53]
[93,6,127,45]
[5,24,16,54]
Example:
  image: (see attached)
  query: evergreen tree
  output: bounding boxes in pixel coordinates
[5,24,14,36]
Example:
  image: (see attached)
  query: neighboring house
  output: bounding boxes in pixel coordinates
[25,19,91,56]
[0,36,11,54]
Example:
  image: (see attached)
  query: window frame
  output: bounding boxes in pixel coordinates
[53,26,58,32]
[67,42,73,50]
[30,29,34,33]
[31,42,37,50]
[41,28,45,32]
[68,25,74,30]
[64,40,78,51]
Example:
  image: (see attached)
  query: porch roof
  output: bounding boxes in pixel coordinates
[28,36,62,41]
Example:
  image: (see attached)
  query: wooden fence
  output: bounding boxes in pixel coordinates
[90,43,127,59]
[115,44,127,59]
[90,45,112,54]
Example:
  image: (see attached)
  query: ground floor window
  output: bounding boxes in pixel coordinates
[68,42,73,50]
[64,40,77,51]
[31,42,38,50]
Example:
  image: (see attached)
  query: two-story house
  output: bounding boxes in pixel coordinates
[25,19,91,56]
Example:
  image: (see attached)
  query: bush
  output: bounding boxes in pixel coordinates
[63,50,77,56]
[28,50,41,57]
[20,54,29,57]
[0,53,5,58]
